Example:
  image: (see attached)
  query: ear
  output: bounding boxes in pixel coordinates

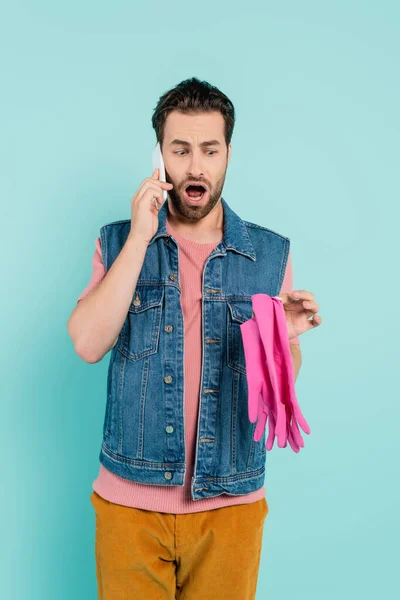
[227,143,232,164]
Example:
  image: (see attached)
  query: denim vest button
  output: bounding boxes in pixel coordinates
[165,325,173,333]
[164,375,172,383]
[169,273,176,281]
[166,425,174,433]
[132,291,141,306]
[164,472,172,480]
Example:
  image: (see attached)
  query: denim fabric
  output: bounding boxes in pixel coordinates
[98,197,290,501]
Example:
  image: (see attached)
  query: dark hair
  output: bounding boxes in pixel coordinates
[151,77,235,151]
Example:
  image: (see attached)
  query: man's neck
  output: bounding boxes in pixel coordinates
[166,199,224,244]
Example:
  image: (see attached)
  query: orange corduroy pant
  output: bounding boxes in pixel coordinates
[90,490,268,599]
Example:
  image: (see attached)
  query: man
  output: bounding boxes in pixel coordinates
[67,77,321,599]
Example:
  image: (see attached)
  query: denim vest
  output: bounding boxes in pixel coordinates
[98,197,290,501]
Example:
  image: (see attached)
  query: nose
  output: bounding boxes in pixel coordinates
[187,150,204,178]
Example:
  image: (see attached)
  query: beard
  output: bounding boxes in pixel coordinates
[165,169,227,222]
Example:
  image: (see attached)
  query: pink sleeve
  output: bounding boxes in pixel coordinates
[77,237,106,302]
[279,251,300,345]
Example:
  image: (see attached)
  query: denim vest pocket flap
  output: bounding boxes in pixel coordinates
[119,285,164,361]
[227,300,253,373]
[129,285,164,313]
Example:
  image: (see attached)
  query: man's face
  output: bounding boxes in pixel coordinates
[161,110,231,221]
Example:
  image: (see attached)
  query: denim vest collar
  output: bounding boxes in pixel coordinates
[148,197,256,261]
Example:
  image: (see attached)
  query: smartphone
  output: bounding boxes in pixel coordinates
[152,142,168,202]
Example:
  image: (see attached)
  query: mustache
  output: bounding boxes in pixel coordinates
[165,174,210,190]
[182,181,210,190]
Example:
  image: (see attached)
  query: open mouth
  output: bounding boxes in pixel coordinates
[184,184,208,201]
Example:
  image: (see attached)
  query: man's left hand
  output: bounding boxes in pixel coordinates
[276,290,322,339]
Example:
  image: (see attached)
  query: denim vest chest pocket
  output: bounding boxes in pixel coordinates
[226,299,254,374]
[118,285,164,361]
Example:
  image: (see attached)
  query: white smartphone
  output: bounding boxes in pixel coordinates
[152,142,168,202]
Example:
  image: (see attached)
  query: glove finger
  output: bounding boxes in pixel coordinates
[240,319,265,423]
[272,298,311,437]
[290,416,305,448]
[252,295,282,406]
[248,379,263,423]
[270,301,288,447]
[287,426,300,453]
[260,339,283,448]
[275,399,288,448]
[254,401,267,442]
[277,390,290,449]
[292,403,311,435]
[266,408,276,451]
[278,400,292,449]
[261,377,277,450]
[287,376,310,435]
[255,309,282,449]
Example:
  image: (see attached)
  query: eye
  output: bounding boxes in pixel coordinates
[174,150,217,156]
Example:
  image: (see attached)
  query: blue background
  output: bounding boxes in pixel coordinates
[2,1,399,598]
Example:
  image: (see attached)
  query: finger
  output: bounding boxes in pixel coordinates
[146,188,165,212]
[136,176,173,198]
[151,198,162,211]
[302,314,322,332]
[276,292,304,307]
[137,184,169,206]
[149,167,173,189]
[150,168,172,186]
[292,290,315,302]
[302,300,319,313]
[301,305,319,320]
[144,177,173,190]
[310,314,322,327]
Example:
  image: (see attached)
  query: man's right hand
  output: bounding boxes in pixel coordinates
[128,168,173,244]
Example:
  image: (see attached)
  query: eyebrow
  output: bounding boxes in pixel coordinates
[169,139,221,148]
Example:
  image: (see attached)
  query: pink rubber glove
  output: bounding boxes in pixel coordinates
[272,296,311,447]
[252,294,310,452]
[240,317,281,450]
[251,295,288,448]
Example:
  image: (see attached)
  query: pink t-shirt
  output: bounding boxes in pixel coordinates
[78,218,300,513]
